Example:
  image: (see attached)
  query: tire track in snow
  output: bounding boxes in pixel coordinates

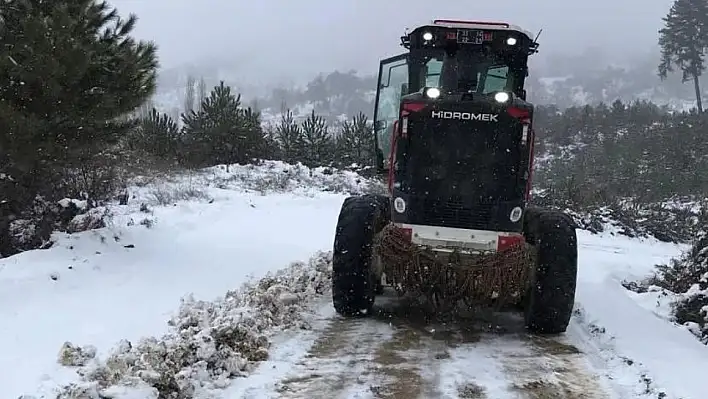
[267,294,613,399]
[365,299,452,398]
[435,307,611,398]
[273,296,449,399]
[274,316,394,398]
[497,334,612,398]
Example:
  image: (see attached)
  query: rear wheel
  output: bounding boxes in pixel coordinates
[332,195,388,317]
[522,208,578,334]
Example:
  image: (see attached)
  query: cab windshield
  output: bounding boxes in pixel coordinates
[415,49,518,95]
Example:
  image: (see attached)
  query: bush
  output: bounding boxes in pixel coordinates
[652,231,708,343]
[532,193,706,243]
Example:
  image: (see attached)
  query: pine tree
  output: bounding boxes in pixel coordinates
[658,0,708,112]
[0,0,158,195]
[301,110,333,167]
[239,106,267,162]
[261,124,282,161]
[180,81,264,167]
[337,112,374,167]
[136,108,181,160]
[276,109,305,164]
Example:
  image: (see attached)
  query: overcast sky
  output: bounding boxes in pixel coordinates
[110,0,673,81]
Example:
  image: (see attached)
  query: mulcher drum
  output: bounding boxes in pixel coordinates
[373,223,537,310]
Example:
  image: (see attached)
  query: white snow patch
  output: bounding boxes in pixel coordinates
[129,160,382,207]
[1,161,366,398]
[55,252,333,398]
[570,229,708,398]
[58,198,89,210]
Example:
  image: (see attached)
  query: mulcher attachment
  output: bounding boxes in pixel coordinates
[373,224,536,311]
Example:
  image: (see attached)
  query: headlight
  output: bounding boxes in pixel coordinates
[510,207,523,222]
[422,32,433,41]
[494,92,510,103]
[425,87,441,98]
[394,197,406,213]
[506,37,517,45]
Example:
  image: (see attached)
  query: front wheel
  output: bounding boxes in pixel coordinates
[332,195,388,316]
[523,208,578,334]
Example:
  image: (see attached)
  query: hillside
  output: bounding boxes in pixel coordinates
[6,2,708,398]
[153,50,707,124]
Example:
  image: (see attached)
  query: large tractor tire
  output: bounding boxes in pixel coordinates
[522,208,578,334]
[332,194,389,317]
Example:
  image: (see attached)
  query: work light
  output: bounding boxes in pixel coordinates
[494,92,510,102]
[425,87,441,98]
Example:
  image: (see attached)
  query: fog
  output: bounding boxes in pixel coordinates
[111,0,673,82]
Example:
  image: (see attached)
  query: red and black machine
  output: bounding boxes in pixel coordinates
[332,20,578,335]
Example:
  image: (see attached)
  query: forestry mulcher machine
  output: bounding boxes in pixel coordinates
[332,20,578,334]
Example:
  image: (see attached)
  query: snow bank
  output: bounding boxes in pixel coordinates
[648,231,708,343]
[129,160,384,205]
[4,160,385,258]
[3,192,345,398]
[570,230,707,398]
[54,252,333,398]
[2,196,108,257]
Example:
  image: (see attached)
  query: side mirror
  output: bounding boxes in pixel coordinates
[521,89,527,100]
[375,120,388,131]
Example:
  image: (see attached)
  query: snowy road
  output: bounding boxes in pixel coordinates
[2,163,707,398]
[235,297,611,399]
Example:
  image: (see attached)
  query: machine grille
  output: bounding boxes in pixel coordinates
[417,197,495,230]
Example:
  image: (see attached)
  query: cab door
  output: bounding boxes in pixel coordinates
[373,54,409,171]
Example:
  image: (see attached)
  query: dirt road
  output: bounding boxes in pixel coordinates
[263,293,612,399]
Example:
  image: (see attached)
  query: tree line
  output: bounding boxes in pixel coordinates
[534,100,708,206]
[133,85,708,209]
[130,80,375,170]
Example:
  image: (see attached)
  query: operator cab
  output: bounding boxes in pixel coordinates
[373,19,538,171]
[373,19,540,242]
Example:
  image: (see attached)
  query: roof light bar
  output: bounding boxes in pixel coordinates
[433,19,510,28]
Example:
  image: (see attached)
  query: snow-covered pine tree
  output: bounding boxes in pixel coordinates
[301,110,333,167]
[239,106,267,162]
[181,82,262,167]
[261,123,282,161]
[658,0,708,112]
[275,109,305,164]
[336,112,374,167]
[136,109,181,160]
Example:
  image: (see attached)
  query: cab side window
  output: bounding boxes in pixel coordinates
[375,57,408,168]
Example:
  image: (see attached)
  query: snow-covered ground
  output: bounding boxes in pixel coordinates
[2,162,707,398]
